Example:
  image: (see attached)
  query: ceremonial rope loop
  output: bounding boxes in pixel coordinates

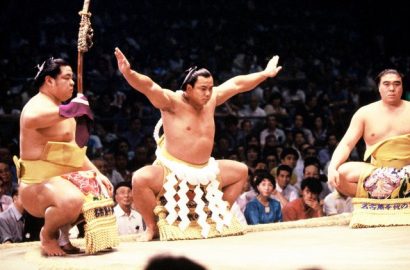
[78,11,93,52]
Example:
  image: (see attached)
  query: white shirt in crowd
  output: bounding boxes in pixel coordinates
[323,191,353,216]
[276,183,299,202]
[113,204,145,235]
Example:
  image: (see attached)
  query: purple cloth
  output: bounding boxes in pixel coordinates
[59,94,94,147]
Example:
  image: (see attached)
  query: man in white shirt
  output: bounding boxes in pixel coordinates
[260,114,286,146]
[275,165,299,205]
[113,181,145,235]
[0,188,25,243]
[239,94,267,128]
[323,192,353,216]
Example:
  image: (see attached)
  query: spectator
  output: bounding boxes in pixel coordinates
[244,170,282,225]
[289,113,315,145]
[238,94,267,129]
[115,152,132,182]
[244,145,262,173]
[259,114,286,146]
[302,158,331,201]
[274,164,299,206]
[132,145,151,170]
[91,158,108,176]
[311,115,328,147]
[270,147,299,186]
[113,181,145,235]
[0,188,25,243]
[0,162,13,196]
[103,151,125,187]
[282,177,324,221]
[264,154,278,173]
[264,91,288,119]
[323,191,353,216]
[318,133,339,170]
[121,117,145,150]
[0,182,12,213]
[219,115,246,150]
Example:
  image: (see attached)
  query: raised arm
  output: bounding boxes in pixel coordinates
[215,55,282,106]
[114,47,174,110]
[328,109,365,187]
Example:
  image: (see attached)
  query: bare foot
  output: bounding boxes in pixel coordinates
[138,227,159,242]
[60,242,82,254]
[40,229,66,256]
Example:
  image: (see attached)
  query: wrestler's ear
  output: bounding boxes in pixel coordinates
[185,83,193,93]
[44,75,54,86]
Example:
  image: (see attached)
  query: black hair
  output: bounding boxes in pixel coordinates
[276,164,292,177]
[375,69,404,86]
[11,187,18,197]
[114,181,132,196]
[280,147,299,161]
[301,177,323,195]
[252,169,276,194]
[293,129,306,139]
[145,255,207,270]
[180,66,212,91]
[33,57,70,90]
[303,156,321,172]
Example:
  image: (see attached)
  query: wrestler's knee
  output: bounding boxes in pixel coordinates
[333,162,360,197]
[132,166,162,188]
[132,168,153,188]
[233,161,248,187]
[237,162,248,180]
[337,163,349,175]
[131,170,148,188]
[59,194,84,217]
[337,162,362,184]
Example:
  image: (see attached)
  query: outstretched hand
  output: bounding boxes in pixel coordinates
[263,55,282,78]
[114,47,131,75]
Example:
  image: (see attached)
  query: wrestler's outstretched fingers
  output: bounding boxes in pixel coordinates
[263,55,282,77]
[114,47,123,57]
[114,47,131,74]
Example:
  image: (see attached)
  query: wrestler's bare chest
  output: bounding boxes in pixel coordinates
[364,107,410,145]
[38,119,76,142]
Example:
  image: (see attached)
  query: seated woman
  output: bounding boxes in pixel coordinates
[244,170,282,225]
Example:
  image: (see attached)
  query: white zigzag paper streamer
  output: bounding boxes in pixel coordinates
[205,180,223,232]
[177,179,190,230]
[164,174,178,225]
[194,185,210,237]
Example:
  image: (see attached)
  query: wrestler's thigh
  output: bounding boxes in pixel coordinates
[19,178,84,218]
[337,161,374,196]
[217,159,248,188]
[132,165,164,194]
[338,161,374,183]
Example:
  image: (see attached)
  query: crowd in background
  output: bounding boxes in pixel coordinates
[1,0,410,242]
